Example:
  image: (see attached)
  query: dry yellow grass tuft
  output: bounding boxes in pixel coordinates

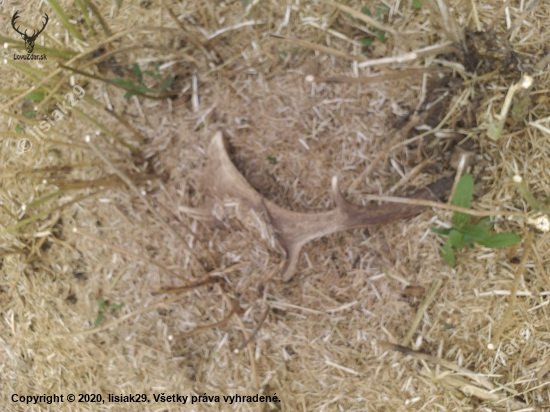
[0,0,550,411]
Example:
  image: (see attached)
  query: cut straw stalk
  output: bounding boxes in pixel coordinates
[362,194,520,218]
[305,68,439,84]
[487,74,533,140]
[402,278,442,347]
[270,34,366,62]
[488,230,532,349]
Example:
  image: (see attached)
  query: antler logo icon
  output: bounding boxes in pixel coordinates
[11,11,49,54]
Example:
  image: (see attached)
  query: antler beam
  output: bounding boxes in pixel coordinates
[186,132,452,281]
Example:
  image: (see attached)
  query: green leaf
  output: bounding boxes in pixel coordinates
[132,63,143,83]
[458,224,490,242]
[93,312,104,328]
[412,0,422,9]
[15,125,23,134]
[242,0,250,6]
[362,37,375,46]
[160,77,175,91]
[362,6,372,16]
[448,229,464,249]
[441,238,455,267]
[97,299,106,307]
[431,227,452,235]
[376,3,390,20]
[452,174,474,228]
[25,92,45,101]
[476,217,494,231]
[276,50,288,60]
[123,91,135,98]
[267,156,278,164]
[478,233,521,248]
[374,28,386,42]
[23,110,36,118]
[144,70,162,81]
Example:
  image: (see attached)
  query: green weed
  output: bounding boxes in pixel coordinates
[111,63,175,98]
[361,4,390,46]
[431,174,521,267]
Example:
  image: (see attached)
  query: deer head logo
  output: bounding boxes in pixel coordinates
[11,11,49,54]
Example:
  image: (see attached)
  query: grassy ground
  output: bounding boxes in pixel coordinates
[1,0,550,411]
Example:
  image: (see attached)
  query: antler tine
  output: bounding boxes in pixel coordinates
[186,132,453,282]
[11,11,25,36]
[37,13,49,35]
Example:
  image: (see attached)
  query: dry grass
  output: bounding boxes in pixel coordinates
[1,0,550,411]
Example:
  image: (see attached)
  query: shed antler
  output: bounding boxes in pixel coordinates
[189,132,452,282]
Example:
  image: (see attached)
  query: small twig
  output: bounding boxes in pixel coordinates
[85,136,207,272]
[305,68,438,84]
[172,297,239,340]
[488,230,533,349]
[402,278,442,347]
[391,87,471,150]
[362,194,520,218]
[357,53,418,69]
[152,277,221,295]
[235,307,270,353]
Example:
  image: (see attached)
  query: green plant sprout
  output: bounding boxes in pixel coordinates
[94,299,124,328]
[111,63,175,99]
[431,174,521,267]
[361,4,390,46]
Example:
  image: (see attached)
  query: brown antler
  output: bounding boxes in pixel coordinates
[186,132,452,282]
